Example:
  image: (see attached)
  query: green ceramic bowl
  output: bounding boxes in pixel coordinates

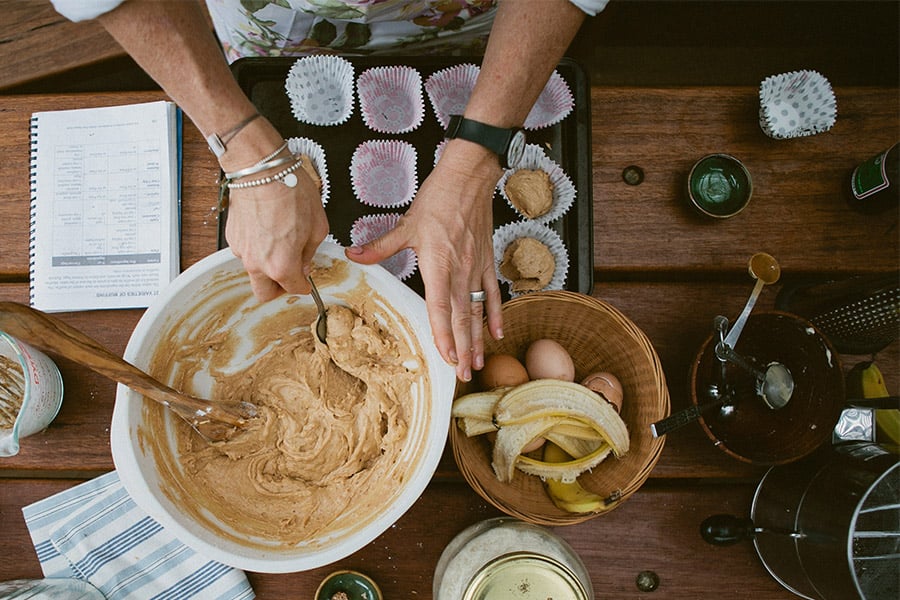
[315,570,382,600]
[687,154,753,218]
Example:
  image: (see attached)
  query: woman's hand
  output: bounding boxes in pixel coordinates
[346,140,505,382]
[225,168,328,300]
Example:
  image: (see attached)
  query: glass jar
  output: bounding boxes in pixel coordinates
[433,518,594,600]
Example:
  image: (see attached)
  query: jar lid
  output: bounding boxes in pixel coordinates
[463,552,589,600]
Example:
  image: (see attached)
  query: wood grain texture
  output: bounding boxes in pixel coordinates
[0,478,795,599]
[590,86,900,276]
[0,84,896,599]
[0,1,124,90]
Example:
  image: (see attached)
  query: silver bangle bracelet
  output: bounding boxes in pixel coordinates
[227,156,306,190]
[223,153,294,181]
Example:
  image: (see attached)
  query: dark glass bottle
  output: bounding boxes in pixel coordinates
[848,143,899,214]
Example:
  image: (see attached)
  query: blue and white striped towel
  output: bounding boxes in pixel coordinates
[22,471,255,600]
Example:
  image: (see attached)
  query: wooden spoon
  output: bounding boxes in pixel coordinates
[0,302,255,443]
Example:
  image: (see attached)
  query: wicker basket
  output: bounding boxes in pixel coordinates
[451,290,670,526]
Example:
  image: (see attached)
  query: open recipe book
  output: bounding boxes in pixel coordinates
[29,100,181,311]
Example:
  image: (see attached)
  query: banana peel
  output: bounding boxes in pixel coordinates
[453,378,630,483]
[541,441,612,514]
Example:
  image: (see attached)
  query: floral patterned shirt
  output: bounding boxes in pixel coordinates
[53,0,608,62]
[208,0,499,62]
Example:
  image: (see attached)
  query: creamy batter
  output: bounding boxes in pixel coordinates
[140,261,426,547]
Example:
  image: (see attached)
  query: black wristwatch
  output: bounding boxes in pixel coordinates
[444,114,526,169]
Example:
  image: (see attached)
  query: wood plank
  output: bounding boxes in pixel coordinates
[4,87,896,279]
[591,86,900,276]
[0,478,795,599]
[2,279,894,479]
[0,2,125,90]
[0,92,221,278]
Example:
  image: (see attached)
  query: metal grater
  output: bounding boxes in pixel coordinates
[776,273,900,355]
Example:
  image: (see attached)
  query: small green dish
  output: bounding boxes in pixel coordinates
[688,153,753,218]
[315,570,382,600]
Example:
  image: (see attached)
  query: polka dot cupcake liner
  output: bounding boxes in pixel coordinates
[286,136,330,206]
[285,55,355,126]
[759,70,837,139]
[497,144,576,224]
[357,66,425,134]
[349,213,418,281]
[350,140,418,209]
[492,220,569,298]
[524,70,574,130]
[424,63,480,129]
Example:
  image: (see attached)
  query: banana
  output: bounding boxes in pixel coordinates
[493,379,629,454]
[541,441,610,514]
[847,361,900,450]
[491,379,629,482]
[453,378,631,483]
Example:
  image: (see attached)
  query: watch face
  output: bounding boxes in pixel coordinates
[507,130,527,169]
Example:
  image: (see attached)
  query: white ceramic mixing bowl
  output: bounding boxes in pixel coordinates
[111,242,455,573]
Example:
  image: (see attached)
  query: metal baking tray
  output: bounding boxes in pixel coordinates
[223,56,593,298]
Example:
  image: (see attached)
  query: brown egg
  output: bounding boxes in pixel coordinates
[581,371,624,413]
[480,354,530,390]
[525,339,575,382]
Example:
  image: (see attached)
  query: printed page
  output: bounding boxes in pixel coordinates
[30,101,180,311]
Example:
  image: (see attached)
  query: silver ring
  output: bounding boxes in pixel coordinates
[469,290,486,303]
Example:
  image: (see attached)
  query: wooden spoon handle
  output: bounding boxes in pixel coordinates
[0,302,244,426]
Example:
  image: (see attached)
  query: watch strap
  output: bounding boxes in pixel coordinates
[445,114,515,160]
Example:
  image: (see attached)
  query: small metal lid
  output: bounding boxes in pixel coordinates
[463,552,589,600]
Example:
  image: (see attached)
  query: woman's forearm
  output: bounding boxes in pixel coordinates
[464,0,587,128]
[97,0,279,170]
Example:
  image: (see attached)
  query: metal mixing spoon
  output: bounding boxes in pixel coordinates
[720,252,781,351]
[307,275,328,344]
[716,342,795,409]
[0,302,255,443]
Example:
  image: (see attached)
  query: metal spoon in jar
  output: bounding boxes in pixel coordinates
[720,252,781,351]
[715,342,795,410]
[307,275,328,344]
[0,302,255,443]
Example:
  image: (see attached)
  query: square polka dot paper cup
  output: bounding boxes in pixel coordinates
[759,70,837,139]
[285,55,355,126]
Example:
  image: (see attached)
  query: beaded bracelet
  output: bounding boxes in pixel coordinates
[227,156,306,190]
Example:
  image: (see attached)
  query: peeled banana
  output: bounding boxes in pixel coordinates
[848,361,900,449]
[453,378,630,484]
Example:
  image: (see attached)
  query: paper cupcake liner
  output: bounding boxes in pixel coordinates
[350,140,418,208]
[758,70,836,139]
[524,70,574,130]
[433,139,448,167]
[357,66,425,134]
[287,136,330,207]
[424,63,480,129]
[349,214,418,281]
[497,144,576,224]
[285,55,355,126]
[493,221,569,298]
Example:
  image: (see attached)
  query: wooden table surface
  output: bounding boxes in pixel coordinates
[0,85,897,599]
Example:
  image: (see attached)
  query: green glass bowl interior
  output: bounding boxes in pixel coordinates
[688,154,753,218]
[315,571,382,600]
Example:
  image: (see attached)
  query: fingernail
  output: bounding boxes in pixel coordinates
[346,245,364,255]
[473,354,484,370]
[449,349,458,364]
[302,263,311,276]
[462,367,472,382]
[496,327,504,340]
